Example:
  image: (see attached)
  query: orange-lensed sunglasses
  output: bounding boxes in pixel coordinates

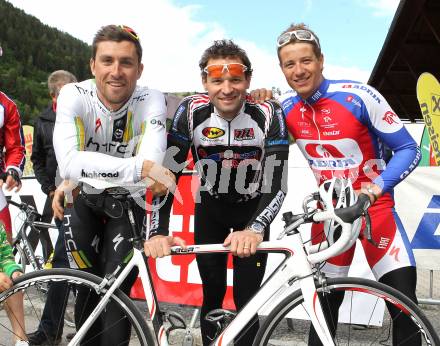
[203,63,249,79]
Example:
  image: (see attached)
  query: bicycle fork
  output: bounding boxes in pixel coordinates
[300,275,335,345]
[136,250,170,346]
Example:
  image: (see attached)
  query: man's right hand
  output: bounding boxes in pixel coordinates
[143,235,186,258]
[250,88,273,104]
[52,188,65,220]
[141,160,176,197]
[52,180,79,220]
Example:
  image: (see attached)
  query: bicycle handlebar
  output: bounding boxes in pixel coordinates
[7,199,41,220]
[307,193,370,264]
[280,193,370,264]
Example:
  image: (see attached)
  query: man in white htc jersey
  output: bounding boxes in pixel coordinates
[52,25,174,345]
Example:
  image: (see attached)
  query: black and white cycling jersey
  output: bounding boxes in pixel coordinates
[150,93,289,237]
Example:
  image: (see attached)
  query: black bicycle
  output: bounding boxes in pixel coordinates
[7,199,76,329]
[8,199,56,272]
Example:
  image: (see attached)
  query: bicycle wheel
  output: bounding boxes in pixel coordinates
[254,277,440,345]
[0,268,155,345]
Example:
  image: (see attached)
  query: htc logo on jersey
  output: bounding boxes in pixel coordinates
[86,137,128,154]
[81,169,119,178]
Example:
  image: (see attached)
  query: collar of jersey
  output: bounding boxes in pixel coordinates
[302,78,330,105]
[212,101,246,121]
[93,83,133,119]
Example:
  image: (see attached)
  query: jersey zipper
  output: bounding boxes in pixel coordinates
[227,119,231,146]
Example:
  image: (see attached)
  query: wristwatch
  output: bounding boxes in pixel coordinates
[249,222,265,236]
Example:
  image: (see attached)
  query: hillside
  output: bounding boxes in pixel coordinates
[0,0,91,124]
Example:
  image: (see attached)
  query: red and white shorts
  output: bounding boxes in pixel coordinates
[312,195,416,280]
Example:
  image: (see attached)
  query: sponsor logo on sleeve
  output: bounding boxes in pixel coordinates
[150,118,165,128]
[342,84,381,104]
[275,108,286,137]
[282,98,293,113]
[81,169,120,178]
[345,95,362,108]
[172,104,186,131]
[382,111,399,125]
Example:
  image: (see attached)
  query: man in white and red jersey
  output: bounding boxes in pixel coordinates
[52,25,174,345]
[253,23,421,346]
[280,23,420,346]
[0,91,26,243]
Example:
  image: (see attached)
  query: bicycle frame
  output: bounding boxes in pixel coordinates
[13,222,42,270]
[10,201,56,271]
[69,234,335,346]
[69,177,367,346]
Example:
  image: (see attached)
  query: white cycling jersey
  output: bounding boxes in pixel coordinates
[53,79,167,184]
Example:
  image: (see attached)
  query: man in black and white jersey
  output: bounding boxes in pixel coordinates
[144,40,289,346]
[52,25,174,345]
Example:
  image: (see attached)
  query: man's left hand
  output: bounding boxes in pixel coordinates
[0,272,13,292]
[223,229,263,258]
[0,169,22,192]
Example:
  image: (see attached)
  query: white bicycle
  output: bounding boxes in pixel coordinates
[0,178,438,345]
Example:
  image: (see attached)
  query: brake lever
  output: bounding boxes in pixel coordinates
[362,211,377,247]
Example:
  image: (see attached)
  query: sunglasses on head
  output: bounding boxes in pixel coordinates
[119,25,140,41]
[203,63,249,79]
[277,29,320,48]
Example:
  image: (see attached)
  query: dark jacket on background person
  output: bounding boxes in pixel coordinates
[31,104,57,195]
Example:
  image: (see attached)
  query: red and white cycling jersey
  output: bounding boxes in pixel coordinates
[0,92,26,176]
[0,91,26,237]
[279,79,420,194]
[279,79,421,278]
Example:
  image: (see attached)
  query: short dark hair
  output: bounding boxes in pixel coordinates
[92,25,142,63]
[277,23,321,60]
[199,40,252,79]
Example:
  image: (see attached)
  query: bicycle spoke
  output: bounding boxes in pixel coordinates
[255,278,440,346]
[0,269,154,345]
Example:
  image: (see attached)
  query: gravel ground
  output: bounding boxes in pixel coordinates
[1,268,439,345]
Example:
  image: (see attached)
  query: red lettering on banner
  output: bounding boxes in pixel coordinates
[131,174,236,309]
